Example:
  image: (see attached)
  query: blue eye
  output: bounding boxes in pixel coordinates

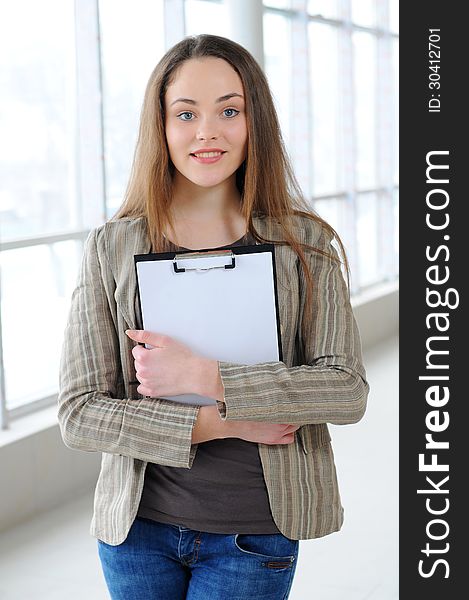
[177,112,194,121]
[223,108,239,118]
[177,108,239,121]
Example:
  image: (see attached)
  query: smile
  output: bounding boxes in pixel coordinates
[190,152,226,164]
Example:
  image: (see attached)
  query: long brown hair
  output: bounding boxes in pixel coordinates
[113,34,349,341]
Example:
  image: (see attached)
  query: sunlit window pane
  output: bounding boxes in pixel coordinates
[353,31,377,190]
[390,0,399,34]
[351,0,375,28]
[264,13,291,149]
[0,0,76,242]
[99,0,165,218]
[313,198,347,243]
[185,0,228,36]
[0,241,82,409]
[308,0,339,19]
[313,197,353,284]
[264,0,291,8]
[309,23,339,195]
[357,192,381,287]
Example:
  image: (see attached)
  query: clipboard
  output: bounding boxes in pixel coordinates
[134,243,282,405]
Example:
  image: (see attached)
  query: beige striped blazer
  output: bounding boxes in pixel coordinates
[57,214,369,545]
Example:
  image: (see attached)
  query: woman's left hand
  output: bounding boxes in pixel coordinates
[125,329,206,398]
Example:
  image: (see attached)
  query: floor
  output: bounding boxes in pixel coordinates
[0,336,398,599]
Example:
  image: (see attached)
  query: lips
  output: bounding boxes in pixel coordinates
[190,150,226,158]
[190,151,226,164]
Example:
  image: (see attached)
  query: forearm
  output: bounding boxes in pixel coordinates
[191,404,230,444]
[216,359,368,425]
[195,356,368,426]
[58,388,200,467]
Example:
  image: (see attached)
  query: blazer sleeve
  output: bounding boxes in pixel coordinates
[57,227,200,468]
[216,224,370,425]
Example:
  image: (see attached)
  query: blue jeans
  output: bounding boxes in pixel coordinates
[97,517,299,599]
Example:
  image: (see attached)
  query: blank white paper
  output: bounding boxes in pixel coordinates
[135,249,280,405]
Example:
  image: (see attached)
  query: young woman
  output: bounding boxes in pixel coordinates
[58,34,369,600]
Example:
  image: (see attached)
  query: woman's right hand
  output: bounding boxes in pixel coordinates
[192,405,300,445]
[224,419,300,445]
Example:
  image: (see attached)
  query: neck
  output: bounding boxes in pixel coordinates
[170,172,242,223]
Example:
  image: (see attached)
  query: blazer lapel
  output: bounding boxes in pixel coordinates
[110,217,151,331]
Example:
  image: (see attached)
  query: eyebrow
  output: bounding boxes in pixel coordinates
[170,93,244,107]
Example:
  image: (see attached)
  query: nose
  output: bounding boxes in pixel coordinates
[196,116,219,141]
[197,130,218,141]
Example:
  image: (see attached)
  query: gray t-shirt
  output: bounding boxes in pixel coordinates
[137,232,280,534]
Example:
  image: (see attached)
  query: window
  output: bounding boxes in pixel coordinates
[99,0,166,217]
[1,241,80,411]
[308,22,340,195]
[1,0,398,426]
[185,0,229,36]
[263,0,399,293]
[0,0,84,422]
[263,12,292,150]
[0,1,77,242]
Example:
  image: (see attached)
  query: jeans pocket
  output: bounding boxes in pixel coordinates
[233,533,298,570]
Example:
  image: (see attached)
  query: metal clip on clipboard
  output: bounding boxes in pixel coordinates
[173,249,236,273]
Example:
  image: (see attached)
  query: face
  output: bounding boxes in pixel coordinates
[164,57,248,189]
